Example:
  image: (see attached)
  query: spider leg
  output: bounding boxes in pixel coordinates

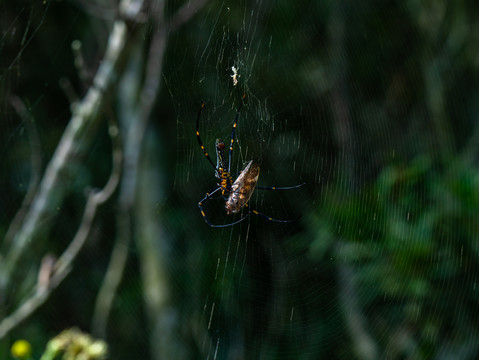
[245,204,301,223]
[228,93,246,173]
[198,186,224,226]
[198,189,252,228]
[198,186,223,206]
[256,182,306,190]
[196,102,220,177]
[206,212,252,228]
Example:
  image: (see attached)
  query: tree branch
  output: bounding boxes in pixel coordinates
[0,0,144,300]
[0,118,122,339]
[91,0,210,342]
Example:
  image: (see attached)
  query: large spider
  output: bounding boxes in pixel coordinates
[196,94,304,228]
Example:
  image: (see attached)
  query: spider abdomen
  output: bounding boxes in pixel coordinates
[225,160,260,214]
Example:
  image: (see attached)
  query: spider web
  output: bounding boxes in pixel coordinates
[166,1,479,359]
[1,0,479,359]
[166,1,336,358]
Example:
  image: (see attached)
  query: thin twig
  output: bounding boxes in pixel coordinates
[0,118,122,340]
[92,0,168,336]
[91,0,211,338]
[0,0,143,298]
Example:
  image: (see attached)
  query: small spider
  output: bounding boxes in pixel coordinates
[196,94,304,228]
[231,66,239,86]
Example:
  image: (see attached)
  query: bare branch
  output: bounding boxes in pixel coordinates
[0,0,144,298]
[0,119,121,339]
[92,0,210,338]
[0,0,209,342]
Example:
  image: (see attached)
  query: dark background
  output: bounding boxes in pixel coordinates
[1,0,479,359]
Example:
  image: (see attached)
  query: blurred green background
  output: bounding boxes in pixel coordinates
[1,0,479,359]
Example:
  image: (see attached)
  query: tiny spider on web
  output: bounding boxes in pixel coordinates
[196,94,305,228]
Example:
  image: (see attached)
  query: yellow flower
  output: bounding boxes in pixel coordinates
[11,339,32,359]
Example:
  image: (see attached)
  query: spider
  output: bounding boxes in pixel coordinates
[196,94,305,228]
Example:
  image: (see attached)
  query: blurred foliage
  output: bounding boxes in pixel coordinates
[9,329,107,360]
[308,156,479,357]
[39,328,107,360]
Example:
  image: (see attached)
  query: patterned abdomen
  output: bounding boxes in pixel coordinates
[225,160,260,214]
